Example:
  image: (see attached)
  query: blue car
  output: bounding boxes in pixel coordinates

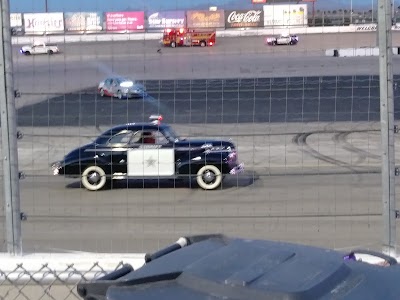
[98,76,146,99]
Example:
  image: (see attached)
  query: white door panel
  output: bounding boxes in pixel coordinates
[127,149,175,176]
[35,47,45,54]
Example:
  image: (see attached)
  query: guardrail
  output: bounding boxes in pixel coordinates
[10,24,397,45]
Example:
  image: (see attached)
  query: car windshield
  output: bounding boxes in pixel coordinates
[163,126,180,142]
[95,128,128,145]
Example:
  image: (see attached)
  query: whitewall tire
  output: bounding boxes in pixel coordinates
[81,166,107,191]
[196,165,222,190]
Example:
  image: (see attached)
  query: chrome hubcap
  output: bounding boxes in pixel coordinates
[203,170,216,184]
[88,172,100,184]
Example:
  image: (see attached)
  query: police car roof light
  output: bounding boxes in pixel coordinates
[149,115,163,124]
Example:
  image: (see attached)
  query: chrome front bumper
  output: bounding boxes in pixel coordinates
[229,163,244,175]
[51,161,62,175]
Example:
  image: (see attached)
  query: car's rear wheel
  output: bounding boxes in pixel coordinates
[48,50,53,55]
[200,41,206,47]
[81,166,107,191]
[196,165,222,190]
[117,90,123,99]
[24,51,31,55]
[170,41,176,48]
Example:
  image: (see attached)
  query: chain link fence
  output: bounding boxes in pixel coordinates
[0,259,141,300]
[2,1,400,298]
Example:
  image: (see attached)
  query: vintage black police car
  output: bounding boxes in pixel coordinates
[51,115,244,191]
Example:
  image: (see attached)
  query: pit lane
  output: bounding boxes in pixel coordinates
[2,33,400,253]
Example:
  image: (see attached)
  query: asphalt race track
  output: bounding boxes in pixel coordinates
[12,32,400,109]
[15,75,399,127]
[1,33,400,254]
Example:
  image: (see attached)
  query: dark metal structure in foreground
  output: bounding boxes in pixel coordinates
[77,234,400,300]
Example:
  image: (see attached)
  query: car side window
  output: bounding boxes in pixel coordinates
[154,131,169,144]
[105,79,111,85]
[129,130,169,145]
[107,131,133,146]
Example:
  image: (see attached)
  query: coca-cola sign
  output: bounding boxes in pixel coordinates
[225,10,264,28]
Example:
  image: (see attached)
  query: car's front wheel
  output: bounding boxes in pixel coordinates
[196,165,222,190]
[99,88,105,97]
[81,166,107,191]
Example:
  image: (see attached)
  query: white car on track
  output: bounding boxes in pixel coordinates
[19,42,60,55]
[265,32,299,46]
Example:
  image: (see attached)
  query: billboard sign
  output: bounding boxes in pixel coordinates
[186,10,225,28]
[252,0,267,3]
[11,13,23,27]
[65,12,103,32]
[146,10,186,29]
[263,4,308,27]
[105,11,144,31]
[225,9,264,28]
[23,13,64,33]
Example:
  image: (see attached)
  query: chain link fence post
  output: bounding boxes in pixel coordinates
[378,0,396,255]
[0,0,22,255]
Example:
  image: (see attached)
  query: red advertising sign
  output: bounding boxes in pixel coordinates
[105,11,144,31]
[252,0,266,3]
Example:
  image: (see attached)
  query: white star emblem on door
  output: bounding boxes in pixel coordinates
[146,156,156,167]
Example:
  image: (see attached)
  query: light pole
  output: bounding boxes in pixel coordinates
[372,0,374,23]
[392,0,395,24]
[45,0,48,12]
[350,0,353,24]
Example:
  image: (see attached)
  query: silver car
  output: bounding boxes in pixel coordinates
[98,77,146,99]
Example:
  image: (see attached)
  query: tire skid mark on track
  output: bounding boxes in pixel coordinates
[292,130,380,172]
[293,131,354,171]
[333,131,380,165]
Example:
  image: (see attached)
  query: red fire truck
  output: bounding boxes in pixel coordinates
[161,28,216,48]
